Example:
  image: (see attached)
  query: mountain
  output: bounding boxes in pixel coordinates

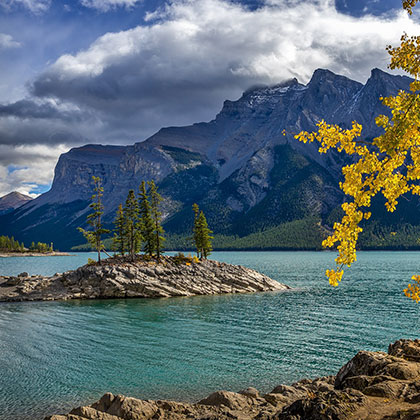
[0,68,415,249]
[0,192,32,216]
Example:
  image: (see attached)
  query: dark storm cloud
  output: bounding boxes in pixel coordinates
[10,0,420,146]
[0,99,84,121]
[26,0,416,144]
[0,117,84,146]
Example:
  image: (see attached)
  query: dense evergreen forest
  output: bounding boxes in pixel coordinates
[0,235,53,253]
[72,217,420,252]
[0,235,25,252]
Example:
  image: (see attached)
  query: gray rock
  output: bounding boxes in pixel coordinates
[5,277,22,286]
[0,255,289,302]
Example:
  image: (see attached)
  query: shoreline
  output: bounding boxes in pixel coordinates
[46,339,420,420]
[0,251,71,258]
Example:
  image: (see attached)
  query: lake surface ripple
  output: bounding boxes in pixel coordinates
[0,251,419,420]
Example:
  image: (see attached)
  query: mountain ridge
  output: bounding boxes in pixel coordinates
[0,191,33,216]
[0,68,415,249]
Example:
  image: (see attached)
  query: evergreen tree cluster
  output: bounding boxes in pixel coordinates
[112,180,165,260]
[79,176,214,263]
[0,236,53,253]
[0,235,25,252]
[29,241,53,253]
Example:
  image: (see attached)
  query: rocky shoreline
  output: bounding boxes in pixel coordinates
[0,255,288,302]
[47,339,420,420]
[0,251,70,258]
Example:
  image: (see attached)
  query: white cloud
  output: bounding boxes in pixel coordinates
[0,0,51,14]
[0,33,21,50]
[27,0,419,147]
[79,0,142,12]
[0,144,68,197]
[36,0,418,94]
[3,0,420,195]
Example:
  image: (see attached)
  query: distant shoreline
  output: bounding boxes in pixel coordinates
[72,245,420,252]
[0,251,71,258]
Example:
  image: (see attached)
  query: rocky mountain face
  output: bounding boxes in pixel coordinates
[0,68,414,249]
[0,192,32,216]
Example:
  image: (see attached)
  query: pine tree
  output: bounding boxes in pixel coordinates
[112,204,126,256]
[192,203,200,258]
[124,189,142,258]
[78,176,110,263]
[148,180,165,260]
[197,210,213,259]
[192,204,213,259]
[139,181,155,257]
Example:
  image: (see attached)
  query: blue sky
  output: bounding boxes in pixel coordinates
[0,0,418,196]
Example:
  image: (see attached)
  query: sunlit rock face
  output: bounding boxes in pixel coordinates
[0,68,412,249]
[0,191,32,216]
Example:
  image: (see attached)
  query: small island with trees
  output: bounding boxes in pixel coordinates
[0,177,289,302]
[0,235,69,257]
[77,176,214,265]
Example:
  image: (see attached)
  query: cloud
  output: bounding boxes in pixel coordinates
[0,101,86,146]
[32,0,417,111]
[0,0,142,13]
[25,0,418,146]
[0,0,51,14]
[0,98,82,121]
[0,144,68,197]
[0,33,21,50]
[80,0,142,12]
[2,0,420,195]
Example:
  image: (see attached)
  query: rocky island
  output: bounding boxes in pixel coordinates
[0,251,70,257]
[46,339,420,420]
[0,255,288,302]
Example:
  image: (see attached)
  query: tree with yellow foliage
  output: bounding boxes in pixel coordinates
[295,0,420,301]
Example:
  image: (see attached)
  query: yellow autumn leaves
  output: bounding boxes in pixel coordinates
[403,0,419,15]
[404,275,420,303]
[405,275,420,302]
[294,1,420,298]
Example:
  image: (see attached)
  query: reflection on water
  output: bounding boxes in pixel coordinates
[0,251,419,420]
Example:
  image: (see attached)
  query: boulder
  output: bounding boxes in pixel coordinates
[198,390,252,410]
[273,389,365,420]
[389,339,420,362]
[335,350,420,389]
[5,276,22,286]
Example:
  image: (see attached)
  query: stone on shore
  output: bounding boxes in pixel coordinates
[45,339,420,420]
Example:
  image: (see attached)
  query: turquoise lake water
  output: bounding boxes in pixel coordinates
[1,251,420,420]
